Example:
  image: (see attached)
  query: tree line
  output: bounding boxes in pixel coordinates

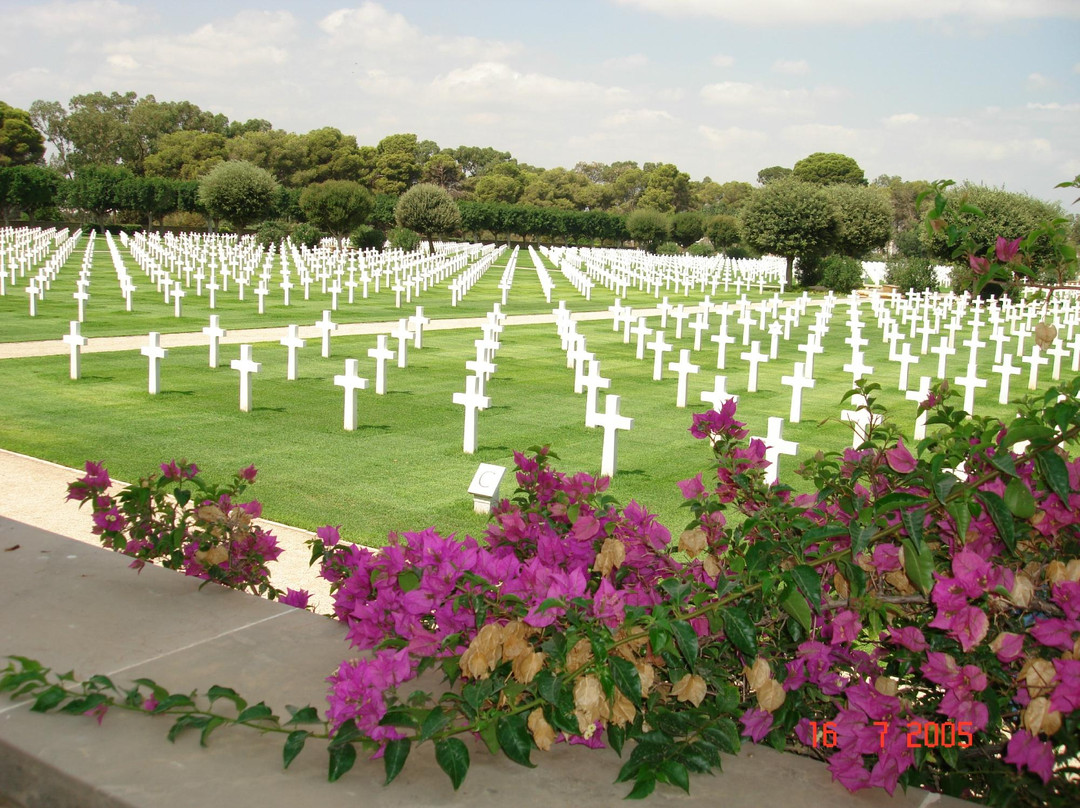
[1,92,1073,290]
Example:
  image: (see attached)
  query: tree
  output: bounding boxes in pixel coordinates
[706,215,741,253]
[625,208,670,252]
[757,165,791,185]
[825,184,893,257]
[62,91,138,169]
[118,174,180,230]
[29,100,71,171]
[447,145,512,177]
[226,129,306,186]
[421,153,463,190]
[0,165,58,224]
[394,183,460,249]
[197,160,278,231]
[474,173,522,204]
[373,133,422,196]
[670,211,705,247]
[740,179,838,284]
[637,163,691,212]
[0,102,45,167]
[143,131,227,180]
[65,163,134,224]
[292,127,365,186]
[298,180,374,239]
[792,152,867,186]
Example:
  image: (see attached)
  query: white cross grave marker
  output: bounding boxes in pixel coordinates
[334,359,369,431]
[140,332,168,395]
[202,315,226,368]
[368,334,395,395]
[668,349,700,408]
[452,375,490,454]
[230,345,261,413]
[280,325,306,381]
[62,321,87,380]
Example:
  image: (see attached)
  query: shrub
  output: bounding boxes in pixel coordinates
[795,253,823,287]
[687,242,716,257]
[351,225,386,251]
[820,254,864,293]
[655,241,681,255]
[885,257,938,292]
[290,222,323,250]
[255,219,291,250]
[388,226,421,252]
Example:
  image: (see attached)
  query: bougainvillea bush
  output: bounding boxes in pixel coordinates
[7,376,1077,805]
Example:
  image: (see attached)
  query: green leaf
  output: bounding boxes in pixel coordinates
[478,720,500,755]
[803,524,847,544]
[988,451,1018,478]
[1003,478,1036,519]
[151,693,195,713]
[648,625,670,655]
[978,491,1015,553]
[199,716,225,747]
[236,702,275,723]
[789,564,822,609]
[781,588,812,634]
[328,742,357,782]
[626,770,657,799]
[434,738,470,790]
[874,492,925,514]
[723,608,757,657]
[1003,423,1054,449]
[670,620,699,669]
[383,737,411,785]
[945,499,970,543]
[608,723,626,757]
[284,705,322,725]
[900,508,925,548]
[496,714,536,768]
[933,473,957,504]
[419,706,451,742]
[283,730,309,769]
[207,685,247,713]
[658,760,690,794]
[609,656,642,703]
[848,523,876,556]
[1037,451,1071,504]
[702,718,741,754]
[30,685,66,713]
[167,714,210,743]
[902,539,934,596]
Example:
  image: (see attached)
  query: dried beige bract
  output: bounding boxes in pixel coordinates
[195,545,229,567]
[1009,572,1034,608]
[573,675,609,737]
[635,661,655,696]
[194,504,226,524]
[1023,658,1057,698]
[702,553,721,579]
[511,650,545,684]
[756,679,786,712]
[528,709,555,751]
[833,572,850,599]
[1046,561,1067,585]
[459,646,492,680]
[678,528,707,558]
[875,676,899,697]
[885,569,916,595]
[502,634,530,663]
[593,537,627,577]
[611,690,636,727]
[566,638,593,673]
[1023,696,1063,736]
[1033,321,1057,350]
[1068,559,1080,583]
[744,657,771,692]
[671,673,707,707]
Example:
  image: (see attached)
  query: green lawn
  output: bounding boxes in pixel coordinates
[0,233,1040,547]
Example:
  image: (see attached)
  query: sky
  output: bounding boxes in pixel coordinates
[1,0,1078,207]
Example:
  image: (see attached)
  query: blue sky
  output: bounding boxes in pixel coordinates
[1,0,1077,206]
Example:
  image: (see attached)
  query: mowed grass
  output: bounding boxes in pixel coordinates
[0,242,1039,548]
[0,236,753,343]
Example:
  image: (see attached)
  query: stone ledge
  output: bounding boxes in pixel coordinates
[0,517,969,808]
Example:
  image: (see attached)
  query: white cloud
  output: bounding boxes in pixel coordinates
[106,54,138,71]
[1074,62,1080,74]
[697,124,766,149]
[602,53,649,71]
[884,113,921,125]
[772,59,809,75]
[613,0,1080,25]
[782,123,869,154]
[699,81,843,116]
[1027,72,1050,89]
[603,108,676,128]
[9,0,140,36]
[1026,102,1080,112]
[319,2,517,61]
[710,54,735,68]
[431,62,630,106]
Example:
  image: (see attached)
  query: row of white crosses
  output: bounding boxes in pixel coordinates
[453,305,505,453]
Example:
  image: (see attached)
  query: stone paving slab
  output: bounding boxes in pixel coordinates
[0,518,968,808]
